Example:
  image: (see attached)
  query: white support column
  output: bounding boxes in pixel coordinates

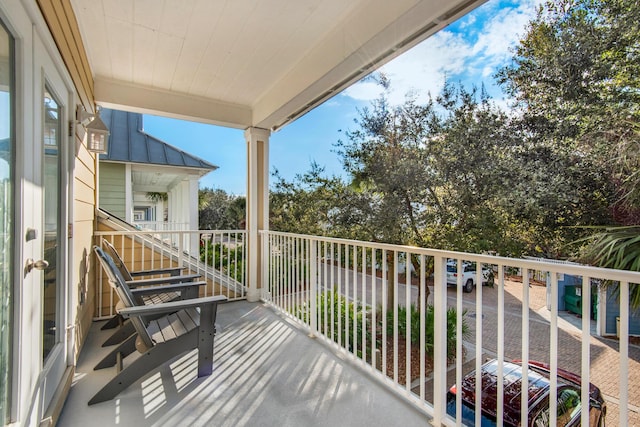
[244,127,270,302]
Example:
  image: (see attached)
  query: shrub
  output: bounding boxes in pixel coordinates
[386,304,469,359]
[200,241,245,282]
[297,289,371,355]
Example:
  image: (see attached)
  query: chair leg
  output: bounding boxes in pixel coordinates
[100,314,124,330]
[101,321,136,347]
[89,330,198,405]
[94,334,137,370]
[197,303,218,377]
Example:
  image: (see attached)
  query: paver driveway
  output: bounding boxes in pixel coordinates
[318,263,639,424]
[450,280,640,426]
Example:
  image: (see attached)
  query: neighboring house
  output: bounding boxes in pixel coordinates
[98,108,217,234]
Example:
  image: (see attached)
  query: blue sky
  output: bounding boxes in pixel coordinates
[143,0,542,196]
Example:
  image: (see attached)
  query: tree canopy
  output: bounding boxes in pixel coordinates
[199,188,245,230]
[270,0,640,265]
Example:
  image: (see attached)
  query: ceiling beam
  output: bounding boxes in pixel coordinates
[94,77,253,129]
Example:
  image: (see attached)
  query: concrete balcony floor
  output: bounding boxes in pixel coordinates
[59,301,426,426]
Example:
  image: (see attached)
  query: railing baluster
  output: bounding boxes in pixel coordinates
[353,245,358,358]
[344,245,349,353]
[362,245,367,364]
[419,254,425,402]
[581,275,591,427]
[476,262,484,427]
[382,248,387,382]
[549,271,558,427]
[620,280,629,426]
[456,258,463,423]
[323,240,328,340]
[406,251,411,391]
[497,264,505,427]
[372,248,378,372]
[432,255,447,425]
[310,238,317,336]
[331,242,335,343]
[393,250,399,385]
[338,243,343,350]
[521,269,530,427]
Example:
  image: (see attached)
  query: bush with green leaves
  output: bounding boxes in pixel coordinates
[200,241,245,283]
[296,289,370,355]
[386,304,469,359]
[297,289,468,361]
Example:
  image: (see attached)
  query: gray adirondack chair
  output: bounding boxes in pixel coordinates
[91,245,226,405]
[100,238,203,346]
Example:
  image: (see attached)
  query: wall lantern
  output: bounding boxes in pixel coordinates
[76,105,110,154]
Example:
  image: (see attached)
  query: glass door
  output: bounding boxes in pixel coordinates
[0,19,14,424]
[34,35,69,412]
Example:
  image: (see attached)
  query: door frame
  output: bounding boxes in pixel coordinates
[35,36,71,413]
[0,0,76,424]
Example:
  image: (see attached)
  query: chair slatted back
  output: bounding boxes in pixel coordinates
[101,239,134,281]
[94,246,154,349]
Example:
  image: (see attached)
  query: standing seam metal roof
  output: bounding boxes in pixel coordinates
[98,108,218,171]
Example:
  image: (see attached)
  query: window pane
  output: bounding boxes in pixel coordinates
[42,87,61,362]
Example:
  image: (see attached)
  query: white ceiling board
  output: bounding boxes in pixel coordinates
[133,0,163,30]
[102,0,133,23]
[159,0,193,38]
[132,25,157,87]
[72,0,487,130]
[105,16,134,82]
[152,32,183,88]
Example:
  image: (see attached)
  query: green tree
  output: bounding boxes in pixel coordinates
[497,0,639,212]
[199,187,245,230]
[270,162,347,236]
[498,0,640,303]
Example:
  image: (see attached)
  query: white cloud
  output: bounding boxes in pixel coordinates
[342,0,544,106]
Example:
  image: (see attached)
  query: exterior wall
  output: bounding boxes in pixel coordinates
[604,287,640,336]
[71,124,96,360]
[36,0,94,108]
[98,163,125,218]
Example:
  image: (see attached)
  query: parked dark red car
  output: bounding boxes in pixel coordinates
[446,359,606,426]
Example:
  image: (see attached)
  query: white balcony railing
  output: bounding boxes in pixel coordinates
[260,230,640,426]
[94,229,247,319]
[132,221,190,232]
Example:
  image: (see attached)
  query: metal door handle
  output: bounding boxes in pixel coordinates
[25,258,49,273]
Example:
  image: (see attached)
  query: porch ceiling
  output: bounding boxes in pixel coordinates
[131,168,181,193]
[71,0,486,131]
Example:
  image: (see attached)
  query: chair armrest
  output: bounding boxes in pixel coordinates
[118,295,227,317]
[129,281,206,296]
[125,274,201,288]
[129,267,185,277]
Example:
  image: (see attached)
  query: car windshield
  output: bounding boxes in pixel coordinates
[532,388,582,427]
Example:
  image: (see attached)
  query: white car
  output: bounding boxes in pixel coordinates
[446,261,494,293]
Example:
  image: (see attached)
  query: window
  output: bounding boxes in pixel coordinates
[0,17,15,423]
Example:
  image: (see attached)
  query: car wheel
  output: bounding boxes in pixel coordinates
[464,279,473,293]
